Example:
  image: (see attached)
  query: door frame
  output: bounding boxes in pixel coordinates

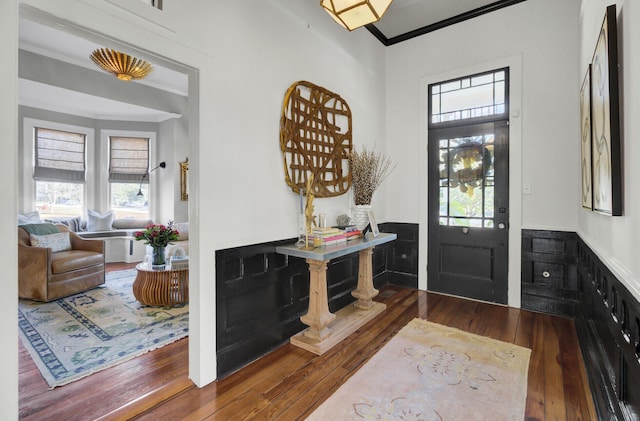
[418,54,523,308]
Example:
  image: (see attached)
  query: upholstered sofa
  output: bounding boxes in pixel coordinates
[18,224,105,302]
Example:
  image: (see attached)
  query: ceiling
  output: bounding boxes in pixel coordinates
[17,0,525,121]
[18,16,188,122]
[368,0,526,45]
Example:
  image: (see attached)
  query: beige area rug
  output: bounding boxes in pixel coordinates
[307,318,531,421]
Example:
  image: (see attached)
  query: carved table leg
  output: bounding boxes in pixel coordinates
[351,247,379,310]
[300,259,336,341]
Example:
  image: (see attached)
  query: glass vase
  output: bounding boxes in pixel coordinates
[152,246,166,268]
[297,211,306,246]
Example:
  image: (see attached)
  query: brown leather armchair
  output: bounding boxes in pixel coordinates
[18,224,106,302]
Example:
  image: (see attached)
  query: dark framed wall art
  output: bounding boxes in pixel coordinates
[590,4,622,216]
[580,64,593,210]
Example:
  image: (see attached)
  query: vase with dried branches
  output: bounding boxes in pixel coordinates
[348,146,395,229]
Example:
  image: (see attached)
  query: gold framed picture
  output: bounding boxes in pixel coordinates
[180,158,188,201]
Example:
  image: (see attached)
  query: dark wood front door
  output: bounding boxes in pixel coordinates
[427,120,509,304]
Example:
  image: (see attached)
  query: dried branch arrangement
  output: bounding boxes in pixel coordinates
[349,146,396,205]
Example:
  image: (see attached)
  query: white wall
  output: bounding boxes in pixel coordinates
[385,0,580,305]
[6,0,387,412]
[181,0,388,245]
[578,0,640,300]
[160,118,189,223]
[0,0,18,417]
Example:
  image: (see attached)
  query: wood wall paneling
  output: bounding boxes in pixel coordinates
[378,222,419,288]
[576,237,640,420]
[521,230,578,317]
[215,223,419,378]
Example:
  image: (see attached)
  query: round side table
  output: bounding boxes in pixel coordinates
[133,262,189,307]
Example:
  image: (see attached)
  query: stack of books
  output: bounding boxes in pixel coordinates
[309,226,363,246]
[310,227,347,245]
[340,225,363,241]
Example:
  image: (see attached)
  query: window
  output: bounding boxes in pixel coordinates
[428,68,509,228]
[109,136,150,219]
[437,134,495,227]
[430,69,507,126]
[34,128,86,218]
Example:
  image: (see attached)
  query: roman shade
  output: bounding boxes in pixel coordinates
[109,136,149,182]
[33,127,86,182]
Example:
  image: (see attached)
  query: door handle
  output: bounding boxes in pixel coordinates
[461,227,469,234]
[498,222,507,229]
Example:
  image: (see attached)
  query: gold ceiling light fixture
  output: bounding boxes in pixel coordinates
[90,48,153,81]
[321,0,394,31]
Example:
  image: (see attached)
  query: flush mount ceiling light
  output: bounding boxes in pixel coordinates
[90,48,153,81]
[321,0,393,31]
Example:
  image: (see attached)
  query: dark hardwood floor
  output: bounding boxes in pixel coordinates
[19,264,596,420]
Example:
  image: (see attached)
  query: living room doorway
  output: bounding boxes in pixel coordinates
[17,5,198,392]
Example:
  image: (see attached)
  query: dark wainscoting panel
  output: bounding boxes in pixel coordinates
[215,224,418,378]
[575,237,640,420]
[521,230,578,317]
[215,238,307,378]
[378,222,419,288]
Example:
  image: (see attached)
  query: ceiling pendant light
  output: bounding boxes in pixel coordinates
[90,48,153,81]
[321,0,394,31]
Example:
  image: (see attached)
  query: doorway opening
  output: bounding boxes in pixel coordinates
[427,68,510,304]
[17,5,198,392]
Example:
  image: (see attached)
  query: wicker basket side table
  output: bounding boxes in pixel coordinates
[133,262,189,307]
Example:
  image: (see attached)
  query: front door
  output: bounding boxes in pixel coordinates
[427,68,510,304]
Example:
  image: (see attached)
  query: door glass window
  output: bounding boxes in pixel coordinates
[430,69,507,125]
[439,134,495,227]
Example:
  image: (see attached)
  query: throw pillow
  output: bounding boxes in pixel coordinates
[45,216,83,232]
[30,232,72,252]
[112,218,154,230]
[86,210,114,232]
[173,222,189,240]
[18,211,41,225]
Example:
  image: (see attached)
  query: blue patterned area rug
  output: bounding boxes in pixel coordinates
[18,269,189,388]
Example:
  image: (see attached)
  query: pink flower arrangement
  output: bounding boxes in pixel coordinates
[134,222,180,248]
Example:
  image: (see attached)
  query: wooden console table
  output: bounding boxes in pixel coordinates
[276,232,397,355]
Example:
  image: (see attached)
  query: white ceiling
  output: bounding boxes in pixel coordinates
[17,1,519,121]
[18,17,188,122]
[373,0,501,39]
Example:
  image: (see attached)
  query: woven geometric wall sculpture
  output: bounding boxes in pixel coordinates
[280,81,352,197]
